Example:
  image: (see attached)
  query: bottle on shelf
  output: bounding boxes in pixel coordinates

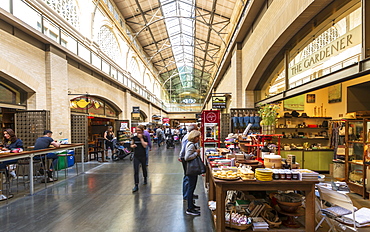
[261,142,270,159]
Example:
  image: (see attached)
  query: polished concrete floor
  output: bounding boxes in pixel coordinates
[0,145,214,232]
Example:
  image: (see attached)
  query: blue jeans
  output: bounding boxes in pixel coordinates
[187,175,198,210]
[181,158,189,199]
[238,117,244,128]
[232,117,238,128]
[145,146,149,165]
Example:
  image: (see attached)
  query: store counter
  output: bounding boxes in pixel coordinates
[206,162,318,232]
[0,143,85,195]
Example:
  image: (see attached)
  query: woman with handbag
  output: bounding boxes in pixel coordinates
[184,130,202,216]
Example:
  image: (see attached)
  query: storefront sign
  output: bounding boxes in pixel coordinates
[204,111,219,123]
[289,26,361,77]
[162,118,170,125]
[212,96,226,109]
[132,106,140,113]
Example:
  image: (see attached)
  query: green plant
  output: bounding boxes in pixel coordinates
[259,104,280,126]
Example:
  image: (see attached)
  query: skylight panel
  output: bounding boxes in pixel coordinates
[160,0,195,87]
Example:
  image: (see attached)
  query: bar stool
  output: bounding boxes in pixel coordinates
[0,168,13,203]
[16,158,42,192]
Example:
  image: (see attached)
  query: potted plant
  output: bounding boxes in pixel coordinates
[259,104,279,134]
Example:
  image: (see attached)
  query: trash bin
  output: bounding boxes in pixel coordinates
[55,150,67,171]
[67,150,75,167]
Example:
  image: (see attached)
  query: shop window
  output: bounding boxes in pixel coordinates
[70,96,118,118]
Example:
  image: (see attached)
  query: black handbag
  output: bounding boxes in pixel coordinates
[186,156,206,175]
[186,144,206,175]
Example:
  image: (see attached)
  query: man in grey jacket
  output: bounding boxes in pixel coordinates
[178,124,198,200]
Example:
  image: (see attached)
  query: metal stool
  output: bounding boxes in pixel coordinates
[0,168,13,203]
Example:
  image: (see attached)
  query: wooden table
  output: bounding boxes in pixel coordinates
[207,164,318,232]
[0,143,84,195]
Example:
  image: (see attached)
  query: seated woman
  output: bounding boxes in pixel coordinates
[0,129,23,177]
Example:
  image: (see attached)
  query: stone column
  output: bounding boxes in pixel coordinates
[231,43,243,108]
[45,45,70,140]
[363,0,370,59]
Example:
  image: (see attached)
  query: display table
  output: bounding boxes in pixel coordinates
[206,163,318,232]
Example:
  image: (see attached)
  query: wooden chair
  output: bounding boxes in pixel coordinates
[88,139,104,161]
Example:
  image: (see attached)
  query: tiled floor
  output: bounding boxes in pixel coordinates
[1,145,370,231]
[0,145,214,232]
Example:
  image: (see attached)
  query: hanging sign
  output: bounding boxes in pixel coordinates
[212,96,226,109]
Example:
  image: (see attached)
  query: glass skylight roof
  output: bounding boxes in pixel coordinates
[160,0,195,87]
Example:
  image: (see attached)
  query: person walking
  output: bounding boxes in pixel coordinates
[104,126,115,160]
[178,124,198,201]
[156,127,164,147]
[143,126,152,166]
[184,130,202,216]
[131,125,148,192]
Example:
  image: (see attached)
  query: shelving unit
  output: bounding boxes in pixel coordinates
[275,117,331,143]
[343,119,370,198]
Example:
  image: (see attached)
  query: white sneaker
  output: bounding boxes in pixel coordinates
[10,171,16,178]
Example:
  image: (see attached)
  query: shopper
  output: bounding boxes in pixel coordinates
[104,126,115,160]
[143,126,152,166]
[156,127,164,147]
[184,130,202,216]
[0,129,24,177]
[34,130,61,182]
[131,125,148,192]
[178,124,198,201]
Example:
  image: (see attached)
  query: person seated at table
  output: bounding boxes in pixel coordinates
[34,130,60,182]
[0,129,24,178]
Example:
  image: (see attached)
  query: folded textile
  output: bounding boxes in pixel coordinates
[321,206,351,218]
[343,207,370,225]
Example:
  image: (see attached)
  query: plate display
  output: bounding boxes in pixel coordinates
[214,176,241,181]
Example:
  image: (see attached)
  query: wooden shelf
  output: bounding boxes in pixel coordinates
[275,127,328,129]
[348,161,364,165]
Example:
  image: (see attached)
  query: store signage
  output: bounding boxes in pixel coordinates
[132,106,140,113]
[162,118,170,125]
[131,113,140,120]
[204,111,219,123]
[212,96,226,109]
[289,26,361,77]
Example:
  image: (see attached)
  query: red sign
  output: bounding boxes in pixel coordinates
[204,111,219,123]
[162,118,170,124]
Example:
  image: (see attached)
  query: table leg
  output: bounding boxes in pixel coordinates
[215,185,226,232]
[81,146,84,173]
[305,185,315,232]
[29,157,34,195]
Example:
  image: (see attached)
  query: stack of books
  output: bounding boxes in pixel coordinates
[251,217,269,231]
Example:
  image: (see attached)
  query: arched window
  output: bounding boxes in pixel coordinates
[129,57,141,82]
[97,26,120,63]
[42,0,80,29]
[70,96,119,118]
[0,83,17,104]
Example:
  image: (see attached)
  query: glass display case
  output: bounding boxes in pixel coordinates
[344,119,369,198]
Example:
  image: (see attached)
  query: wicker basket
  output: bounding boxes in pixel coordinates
[225,210,251,231]
[261,207,282,228]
